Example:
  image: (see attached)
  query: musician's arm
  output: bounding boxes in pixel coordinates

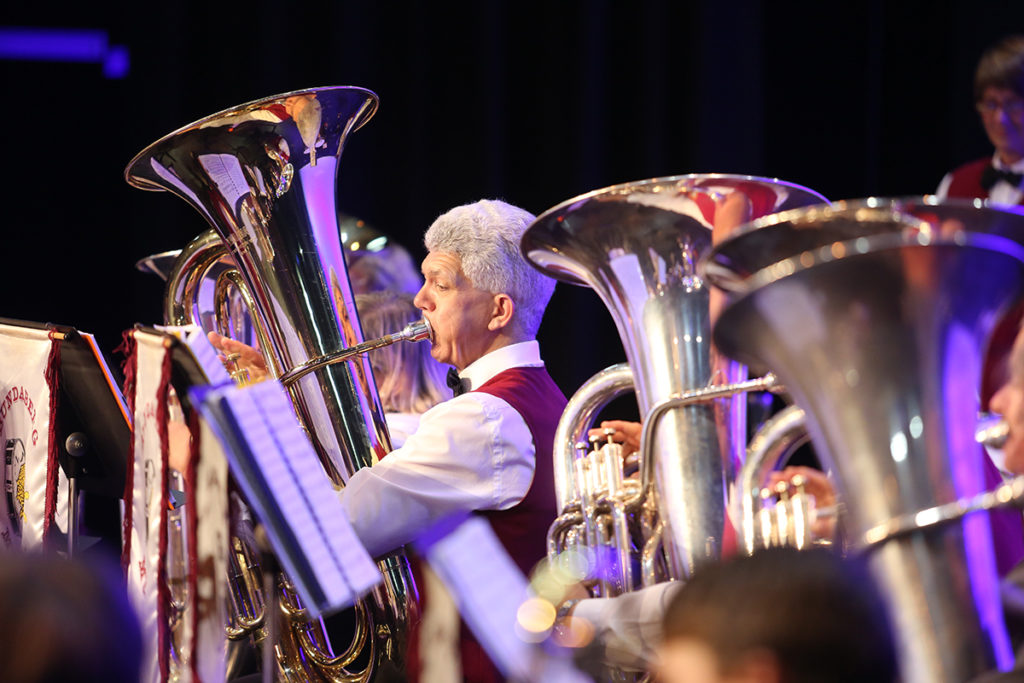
[567,580,682,672]
[338,393,534,558]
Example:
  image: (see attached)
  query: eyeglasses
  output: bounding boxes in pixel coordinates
[977,97,1024,119]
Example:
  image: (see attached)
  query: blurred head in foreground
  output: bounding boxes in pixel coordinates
[657,547,897,683]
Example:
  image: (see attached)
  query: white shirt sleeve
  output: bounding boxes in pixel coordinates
[339,392,535,558]
[571,581,683,671]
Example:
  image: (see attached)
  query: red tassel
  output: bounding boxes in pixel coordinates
[187,408,202,683]
[157,343,173,682]
[42,331,61,544]
[120,330,138,579]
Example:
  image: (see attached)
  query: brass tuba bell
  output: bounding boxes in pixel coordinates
[126,86,415,682]
[708,199,1024,682]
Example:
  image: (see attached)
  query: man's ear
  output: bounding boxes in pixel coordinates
[488,293,515,331]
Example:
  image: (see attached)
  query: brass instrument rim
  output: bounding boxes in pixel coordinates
[703,195,1024,292]
[712,229,1024,298]
[123,85,380,191]
[521,172,829,286]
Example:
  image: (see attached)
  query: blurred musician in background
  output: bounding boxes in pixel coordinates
[976,323,1024,681]
[354,290,449,445]
[212,198,564,682]
[337,210,425,296]
[936,35,1024,580]
[936,35,1024,207]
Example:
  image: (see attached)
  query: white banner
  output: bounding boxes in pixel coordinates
[125,329,171,683]
[190,415,229,683]
[0,323,62,551]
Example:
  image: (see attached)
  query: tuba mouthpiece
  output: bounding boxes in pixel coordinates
[398,318,432,343]
[976,414,1010,449]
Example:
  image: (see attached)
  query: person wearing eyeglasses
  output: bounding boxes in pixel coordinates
[936,35,1024,206]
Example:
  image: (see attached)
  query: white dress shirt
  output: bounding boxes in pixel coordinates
[339,341,545,558]
[935,153,1024,205]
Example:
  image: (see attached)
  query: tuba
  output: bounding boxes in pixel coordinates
[707,198,1024,682]
[522,174,827,587]
[125,86,415,682]
[714,197,1024,556]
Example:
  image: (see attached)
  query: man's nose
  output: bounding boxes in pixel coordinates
[413,286,430,310]
[991,386,1009,415]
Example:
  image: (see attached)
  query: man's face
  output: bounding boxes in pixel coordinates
[413,251,499,371]
[991,328,1024,475]
[978,86,1024,164]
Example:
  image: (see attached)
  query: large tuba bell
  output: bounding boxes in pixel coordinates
[125,86,415,681]
[522,174,827,587]
[707,198,1024,682]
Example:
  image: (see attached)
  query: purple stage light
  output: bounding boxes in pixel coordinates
[0,27,129,78]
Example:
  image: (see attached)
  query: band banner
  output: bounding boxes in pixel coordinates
[124,324,233,683]
[0,322,64,551]
[173,324,230,683]
[123,329,172,683]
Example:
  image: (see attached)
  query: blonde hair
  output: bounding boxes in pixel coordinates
[356,291,448,414]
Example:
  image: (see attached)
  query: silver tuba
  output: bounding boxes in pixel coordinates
[522,174,827,587]
[707,199,1024,682]
[714,197,1024,557]
[126,86,415,682]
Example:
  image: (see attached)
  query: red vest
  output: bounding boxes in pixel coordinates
[945,158,992,200]
[409,365,566,683]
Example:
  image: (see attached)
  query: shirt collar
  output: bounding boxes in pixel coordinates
[459,340,543,391]
[992,152,1024,173]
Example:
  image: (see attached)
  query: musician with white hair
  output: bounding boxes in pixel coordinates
[213,198,565,682]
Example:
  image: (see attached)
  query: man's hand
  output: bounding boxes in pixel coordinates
[207,331,270,383]
[587,420,642,458]
[765,466,837,542]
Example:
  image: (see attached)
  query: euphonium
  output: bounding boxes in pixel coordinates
[708,202,1024,682]
[126,86,415,682]
[522,174,827,587]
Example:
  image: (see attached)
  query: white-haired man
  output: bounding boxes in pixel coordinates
[348,199,564,682]
[215,199,565,681]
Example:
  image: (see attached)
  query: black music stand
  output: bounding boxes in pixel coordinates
[0,318,132,557]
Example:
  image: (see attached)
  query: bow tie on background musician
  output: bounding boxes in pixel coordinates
[981,164,1024,191]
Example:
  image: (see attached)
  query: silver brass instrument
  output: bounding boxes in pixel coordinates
[736,406,1016,555]
[708,201,1024,682]
[126,86,415,682]
[715,198,1024,560]
[522,174,827,589]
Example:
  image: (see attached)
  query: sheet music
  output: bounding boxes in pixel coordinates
[416,516,589,683]
[197,379,380,614]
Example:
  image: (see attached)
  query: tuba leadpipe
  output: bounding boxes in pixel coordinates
[127,86,415,682]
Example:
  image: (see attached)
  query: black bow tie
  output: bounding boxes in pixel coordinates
[447,367,466,397]
[981,165,1024,191]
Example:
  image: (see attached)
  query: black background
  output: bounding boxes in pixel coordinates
[1,0,1022,403]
